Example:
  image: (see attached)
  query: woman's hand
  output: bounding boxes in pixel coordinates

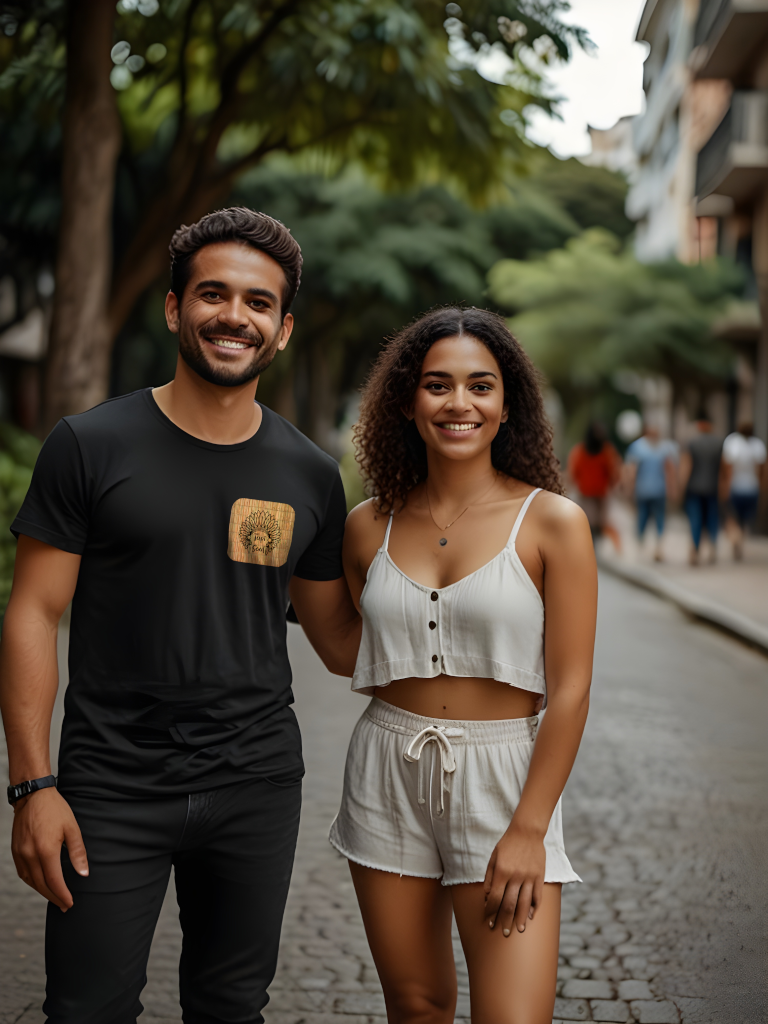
[483,821,545,936]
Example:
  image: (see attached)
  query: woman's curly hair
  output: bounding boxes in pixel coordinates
[353,306,563,512]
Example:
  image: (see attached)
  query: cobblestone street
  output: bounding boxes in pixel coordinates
[2,573,766,1024]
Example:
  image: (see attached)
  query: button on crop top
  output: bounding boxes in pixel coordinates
[351,488,545,700]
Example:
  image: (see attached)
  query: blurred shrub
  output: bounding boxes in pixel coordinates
[0,423,40,619]
[339,450,367,512]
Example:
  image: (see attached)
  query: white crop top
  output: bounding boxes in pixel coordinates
[351,488,545,699]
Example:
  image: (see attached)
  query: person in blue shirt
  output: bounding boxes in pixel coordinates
[625,424,679,562]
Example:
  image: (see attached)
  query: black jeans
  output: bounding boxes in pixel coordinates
[44,777,302,1024]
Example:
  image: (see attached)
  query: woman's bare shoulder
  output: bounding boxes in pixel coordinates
[530,489,591,542]
[345,498,390,547]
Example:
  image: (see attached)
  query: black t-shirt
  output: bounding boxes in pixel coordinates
[12,390,346,799]
[686,432,723,496]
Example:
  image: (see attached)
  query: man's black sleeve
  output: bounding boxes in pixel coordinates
[11,420,90,554]
[292,470,346,581]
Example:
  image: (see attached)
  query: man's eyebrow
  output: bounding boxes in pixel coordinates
[194,281,278,303]
[245,287,279,302]
[195,280,227,290]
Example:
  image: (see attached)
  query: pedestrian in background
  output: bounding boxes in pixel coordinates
[624,424,678,562]
[567,420,622,552]
[679,412,723,565]
[722,421,767,560]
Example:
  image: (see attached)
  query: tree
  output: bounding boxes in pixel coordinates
[1,0,589,430]
[487,229,744,432]
[112,156,634,446]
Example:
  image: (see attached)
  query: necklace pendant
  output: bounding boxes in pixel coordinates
[439,537,448,547]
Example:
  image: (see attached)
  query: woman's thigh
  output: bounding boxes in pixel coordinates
[349,862,457,1024]
[451,880,561,1024]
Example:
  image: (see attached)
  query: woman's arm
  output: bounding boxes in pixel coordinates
[484,496,596,937]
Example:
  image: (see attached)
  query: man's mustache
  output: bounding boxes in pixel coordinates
[198,323,263,347]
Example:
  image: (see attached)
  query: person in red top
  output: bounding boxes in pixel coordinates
[567,421,622,552]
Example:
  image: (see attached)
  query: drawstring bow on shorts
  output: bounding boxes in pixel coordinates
[403,724,464,817]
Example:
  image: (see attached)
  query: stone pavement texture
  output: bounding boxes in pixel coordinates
[1,574,766,1023]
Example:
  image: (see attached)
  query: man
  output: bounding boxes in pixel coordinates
[722,420,767,560]
[679,412,723,565]
[0,208,360,1023]
[624,423,678,562]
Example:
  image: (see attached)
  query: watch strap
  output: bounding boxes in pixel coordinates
[7,775,57,806]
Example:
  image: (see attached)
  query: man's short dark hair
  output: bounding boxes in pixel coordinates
[169,207,303,315]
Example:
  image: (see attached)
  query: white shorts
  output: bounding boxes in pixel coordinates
[329,697,581,886]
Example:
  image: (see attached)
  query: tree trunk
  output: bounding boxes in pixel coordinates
[107,180,228,342]
[42,0,121,433]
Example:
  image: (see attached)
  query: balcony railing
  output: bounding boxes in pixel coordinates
[695,0,730,48]
[694,0,730,49]
[692,0,768,80]
[696,90,768,202]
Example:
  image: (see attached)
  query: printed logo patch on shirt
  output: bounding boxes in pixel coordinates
[228,499,295,567]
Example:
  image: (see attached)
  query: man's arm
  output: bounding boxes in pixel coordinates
[664,457,679,504]
[678,450,692,494]
[289,576,361,677]
[719,460,732,502]
[0,536,86,911]
[621,460,637,498]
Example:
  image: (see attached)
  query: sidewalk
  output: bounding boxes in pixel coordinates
[596,499,768,654]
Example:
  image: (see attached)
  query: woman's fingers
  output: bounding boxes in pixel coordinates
[513,879,535,933]
[486,874,543,936]
[496,876,523,936]
[530,876,544,922]
[483,848,497,920]
[483,848,496,897]
[484,874,506,925]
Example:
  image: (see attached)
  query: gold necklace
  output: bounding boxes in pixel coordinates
[425,477,498,547]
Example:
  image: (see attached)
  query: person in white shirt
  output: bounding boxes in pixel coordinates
[722,422,767,560]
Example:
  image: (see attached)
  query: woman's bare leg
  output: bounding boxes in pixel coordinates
[349,862,457,1024]
[451,881,561,1024]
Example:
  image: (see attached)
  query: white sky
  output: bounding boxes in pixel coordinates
[521,0,649,158]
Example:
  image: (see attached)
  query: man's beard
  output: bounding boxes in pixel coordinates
[178,320,280,387]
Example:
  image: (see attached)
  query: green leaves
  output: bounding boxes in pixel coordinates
[2,0,590,206]
[488,229,743,406]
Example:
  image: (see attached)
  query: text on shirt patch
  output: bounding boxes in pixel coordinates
[228,499,295,567]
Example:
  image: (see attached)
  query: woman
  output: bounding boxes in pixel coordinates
[567,420,622,552]
[330,308,596,1024]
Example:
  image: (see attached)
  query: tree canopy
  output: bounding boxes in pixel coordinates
[111,155,633,445]
[488,229,744,431]
[1,4,588,336]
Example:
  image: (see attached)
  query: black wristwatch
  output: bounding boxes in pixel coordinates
[7,775,57,806]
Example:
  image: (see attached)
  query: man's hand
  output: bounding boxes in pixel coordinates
[12,787,88,911]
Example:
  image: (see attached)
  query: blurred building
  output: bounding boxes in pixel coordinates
[627,0,766,448]
[584,117,639,180]
[692,0,768,442]
[627,0,731,263]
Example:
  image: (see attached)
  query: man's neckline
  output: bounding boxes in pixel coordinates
[144,388,268,452]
